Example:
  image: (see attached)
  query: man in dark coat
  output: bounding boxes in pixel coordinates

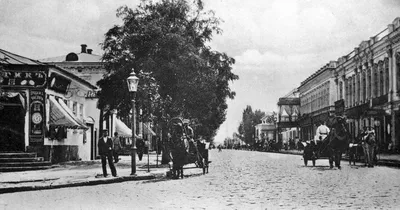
[98,130,117,177]
[136,137,145,161]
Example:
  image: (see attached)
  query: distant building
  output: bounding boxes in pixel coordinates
[276,88,300,144]
[254,112,277,142]
[298,61,337,141]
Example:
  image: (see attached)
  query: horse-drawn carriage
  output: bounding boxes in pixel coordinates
[302,116,350,169]
[167,117,209,179]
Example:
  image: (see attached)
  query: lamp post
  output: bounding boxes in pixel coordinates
[127,69,139,175]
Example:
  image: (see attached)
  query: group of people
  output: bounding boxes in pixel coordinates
[312,121,377,167]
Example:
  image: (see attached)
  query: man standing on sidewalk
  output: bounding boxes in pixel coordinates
[98,129,117,177]
[112,132,121,163]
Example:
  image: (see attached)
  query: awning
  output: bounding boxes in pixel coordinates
[115,118,132,137]
[49,96,87,129]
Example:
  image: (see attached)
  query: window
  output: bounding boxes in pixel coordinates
[73,102,77,116]
[362,73,366,102]
[339,81,343,100]
[385,58,389,94]
[79,103,84,119]
[374,69,378,97]
[380,71,384,96]
[367,69,371,99]
[357,74,360,103]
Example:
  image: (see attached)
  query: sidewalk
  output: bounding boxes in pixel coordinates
[277,149,400,167]
[0,152,170,194]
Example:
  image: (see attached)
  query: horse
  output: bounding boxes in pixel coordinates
[167,117,207,178]
[323,116,350,169]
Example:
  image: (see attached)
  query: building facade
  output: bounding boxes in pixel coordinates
[41,45,156,156]
[0,48,96,162]
[334,17,400,152]
[276,88,300,144]
[298,61,337,141]
[255,112,277,142]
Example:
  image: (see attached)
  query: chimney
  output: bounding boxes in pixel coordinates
[81,44,87,53]
[87,49,93,54]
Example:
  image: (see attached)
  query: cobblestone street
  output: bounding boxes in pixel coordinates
[1,150,400,210]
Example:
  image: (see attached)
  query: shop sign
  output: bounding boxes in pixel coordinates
[85,90,98,98]
[0,70,46,88]
[29,89,45,143]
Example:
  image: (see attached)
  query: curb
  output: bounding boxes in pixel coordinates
[0,174,161,195]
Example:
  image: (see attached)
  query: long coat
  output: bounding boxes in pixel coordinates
[98,137,113,156]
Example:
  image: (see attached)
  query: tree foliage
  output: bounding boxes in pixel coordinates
[238,105,265,145]
[97,0,238,142]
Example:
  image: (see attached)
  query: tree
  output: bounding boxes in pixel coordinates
[238,106,265,145]
[98,0,238,163]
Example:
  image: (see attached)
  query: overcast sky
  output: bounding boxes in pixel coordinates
[1,0,399,143]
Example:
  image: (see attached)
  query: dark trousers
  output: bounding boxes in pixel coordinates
[113,150,119,163]
[138,148,143,161]
[101,154,117,177]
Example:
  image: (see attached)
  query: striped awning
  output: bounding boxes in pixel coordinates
[49,96,87,129]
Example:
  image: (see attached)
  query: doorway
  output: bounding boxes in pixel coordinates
[0,95,25,151]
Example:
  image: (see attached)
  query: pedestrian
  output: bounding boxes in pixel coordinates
[112,132,121,163]
[137,137,144,161]
[98,129,117,177]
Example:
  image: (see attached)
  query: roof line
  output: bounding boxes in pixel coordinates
[49,64,98,90]
[0,48,44,65]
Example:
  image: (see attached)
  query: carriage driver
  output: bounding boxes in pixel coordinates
[183,119,196,154]
[315,121,330,144]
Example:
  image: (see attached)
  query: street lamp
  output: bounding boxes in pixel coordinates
[127,69,139,175]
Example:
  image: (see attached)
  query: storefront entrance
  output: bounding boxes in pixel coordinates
[0,94,25,151]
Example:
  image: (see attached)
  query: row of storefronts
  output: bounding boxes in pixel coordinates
[288,17,400,152]
[0,45,156,162]
[0,48,96,162]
